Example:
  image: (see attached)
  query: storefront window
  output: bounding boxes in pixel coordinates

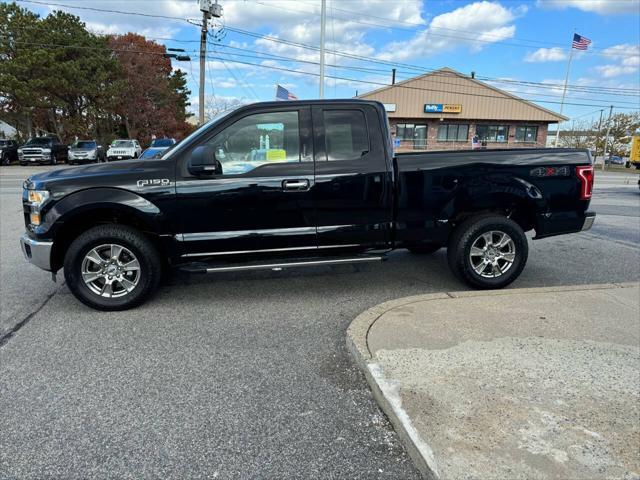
[437,124,469,142]
[476,125,508,143]
[396,123,427,149]
[515,126,538,142]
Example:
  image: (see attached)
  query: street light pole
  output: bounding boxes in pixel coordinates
[319,0,326,99]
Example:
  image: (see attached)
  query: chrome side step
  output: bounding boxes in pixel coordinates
[180,256,385,274]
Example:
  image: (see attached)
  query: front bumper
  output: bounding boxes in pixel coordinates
[19,155,51,164]
[107,154,135,161]
[20,234,53,271]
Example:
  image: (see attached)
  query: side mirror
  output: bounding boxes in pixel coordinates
[187,145,222,176]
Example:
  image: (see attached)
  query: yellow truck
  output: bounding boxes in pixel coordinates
[629,136,640,169]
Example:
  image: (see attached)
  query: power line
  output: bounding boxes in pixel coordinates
[5,36,639,106]
[12,0,640,94]
[197,54,640,110]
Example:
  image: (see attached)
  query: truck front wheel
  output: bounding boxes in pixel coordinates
[447,215,528,289]
[63,225,163,310]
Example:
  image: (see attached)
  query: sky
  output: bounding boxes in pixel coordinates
[9,0,640,128]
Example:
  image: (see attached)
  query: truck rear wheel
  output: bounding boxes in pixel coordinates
[447,215,528,289]
[63,225,162,310]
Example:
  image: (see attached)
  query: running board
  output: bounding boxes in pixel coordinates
[179,255,385,274]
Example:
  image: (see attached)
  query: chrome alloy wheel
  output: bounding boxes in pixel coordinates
[81,244,141,298]
[469,230,516,278]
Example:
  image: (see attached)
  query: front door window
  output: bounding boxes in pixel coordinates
[207,111,302,175]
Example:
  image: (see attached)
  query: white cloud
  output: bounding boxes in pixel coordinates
[595,43,640,77]
[595,64,638,78]
[377,1,524,61]
[40,1,198,38]
[537,0,640,14]
[524,47,568,62]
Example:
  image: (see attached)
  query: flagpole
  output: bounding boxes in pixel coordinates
[319,0,326,99]
[555,35,575,148]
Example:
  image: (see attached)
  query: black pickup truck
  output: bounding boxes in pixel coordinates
[20,100,595,310]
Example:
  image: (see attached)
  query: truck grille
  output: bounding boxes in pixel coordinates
[22,148,43,155]
[110,149,130,155]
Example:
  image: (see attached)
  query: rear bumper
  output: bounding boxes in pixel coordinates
[20,234,53,271]
[581,212,596,231]
[534,211,596,239]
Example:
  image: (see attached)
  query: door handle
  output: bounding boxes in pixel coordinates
[282,179,310,191]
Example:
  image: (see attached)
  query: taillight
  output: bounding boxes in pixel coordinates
[576,165,594,200]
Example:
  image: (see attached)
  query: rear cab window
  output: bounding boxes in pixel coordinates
[322,109,369,161]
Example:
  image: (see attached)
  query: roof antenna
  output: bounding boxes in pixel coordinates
[471,71,476,79]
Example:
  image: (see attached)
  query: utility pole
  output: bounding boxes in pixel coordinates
[199,11,207,125]
[602,105,614,171]
[392,68,396,85]
[319,0,326,99]
[198,0,222,125]
[594,109,603,164]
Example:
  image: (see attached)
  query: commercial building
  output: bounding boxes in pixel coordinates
[358,67,566,151]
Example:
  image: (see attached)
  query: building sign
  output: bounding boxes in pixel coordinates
[424,103,462,113]
[383,103,397,112]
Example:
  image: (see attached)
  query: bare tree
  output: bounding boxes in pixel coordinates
[557,120,597,150]
[204,96,246,121]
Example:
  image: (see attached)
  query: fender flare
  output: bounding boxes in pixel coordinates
[41,187,165,237]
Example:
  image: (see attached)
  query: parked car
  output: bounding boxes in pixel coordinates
[139,138,177,160]
[605,155,625,166]
[19,100,595,310]
[139,148,165,159]
[68,140,103,165]
[0,139,19,165]
[106,139,142,161]
[18,135,68,165]
[149,138,176,149]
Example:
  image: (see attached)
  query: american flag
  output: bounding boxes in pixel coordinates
[275,84,298,101]
[572,33,591,50]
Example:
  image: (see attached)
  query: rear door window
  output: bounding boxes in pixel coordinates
[322,110,369,161]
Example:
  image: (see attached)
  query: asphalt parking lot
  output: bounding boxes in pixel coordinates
[1,165,638,479]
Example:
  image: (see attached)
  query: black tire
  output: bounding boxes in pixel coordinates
[50,154,57,165]
[20,162,26,166]
[447,214,528,289]
[63,225,163,311]
[407,243,441,254]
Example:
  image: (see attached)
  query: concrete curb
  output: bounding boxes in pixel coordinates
[345,282,639,479]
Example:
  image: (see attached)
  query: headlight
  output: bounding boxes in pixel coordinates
[27,190,50,206]
[26,189,50,226]
[89,149,97,158]
[42,148,51,154]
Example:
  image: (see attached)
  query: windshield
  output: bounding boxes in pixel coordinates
[0,140,12,147]
[74,141,97,149]
[150,138,174,147]
[26,137,53,145]
[162,106,244,160]
[112,140,134,148]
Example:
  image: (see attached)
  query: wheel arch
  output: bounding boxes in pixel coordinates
[445,176,546,234]
[47,188,168,272]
